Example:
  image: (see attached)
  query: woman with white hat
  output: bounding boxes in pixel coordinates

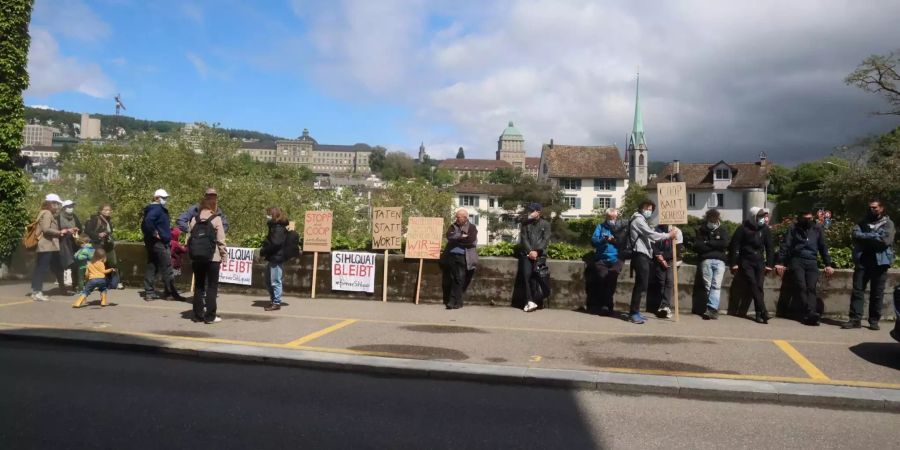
[57,199,82,293]
[31,194,72,301]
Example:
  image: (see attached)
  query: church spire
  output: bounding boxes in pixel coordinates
[631,72,646,149]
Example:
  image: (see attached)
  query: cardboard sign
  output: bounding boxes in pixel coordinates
[219,247,254,285]
[372,207,403,250]
[404,217,444,260]
[657,182,688,225]
[331,251,376,293]
[303,210,333,252]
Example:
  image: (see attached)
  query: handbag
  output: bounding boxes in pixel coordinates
[534,256,550,277]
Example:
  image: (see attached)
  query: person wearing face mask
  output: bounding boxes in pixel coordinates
[442,208,479,310]
[30,194,70,301]
[140,189,175,300]
[841,199,895,330]
[774,211,834,326]
[57,200,82,294]
[85,203,124,290]
[695,209,731,320]
[729,207,775,324]
[589,208,627,315]
[627,201,678,324]
[517,203,551,312]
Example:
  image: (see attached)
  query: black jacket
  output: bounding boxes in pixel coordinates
[260,221,288,264]
[84,214,115,250]
[518,217,550,257]
[729,220,774,267]
[652,225,684,262]
[777,223,832,267]
[695,222,730,262]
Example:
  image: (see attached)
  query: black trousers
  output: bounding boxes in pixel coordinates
[192,261,221,321]
[144,241,173,293]
[849,264,889,323]
[652,259,674,309]
[593,259,623,311]
[789,258,819,316]
[519,256,550,307]
[740,258,768,317]
[629,254,651,314]
[442,253,472,308]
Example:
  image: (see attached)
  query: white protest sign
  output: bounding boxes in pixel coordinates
[218,247,254,285]
[331,251,376,293]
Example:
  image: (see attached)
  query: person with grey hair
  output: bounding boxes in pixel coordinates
[590,207,627,315]
[441,208,478,309]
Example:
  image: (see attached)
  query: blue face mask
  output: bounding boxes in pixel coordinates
[641,210,653,219]
[757,218,766,227]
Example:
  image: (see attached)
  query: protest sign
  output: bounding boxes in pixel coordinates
[331,251,376,293]
[219,247,254,285]
[404,217,443,260]
[657,182,688,225]
[372,207,403,250]
[303,211,333,252]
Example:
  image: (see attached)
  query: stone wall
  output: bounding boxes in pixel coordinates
[6,243,898,320]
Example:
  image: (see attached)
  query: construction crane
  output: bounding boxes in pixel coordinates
[114,94,126,138]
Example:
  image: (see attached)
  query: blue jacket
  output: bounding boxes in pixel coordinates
[177,204,229,233]
[142,203,172,245]
[852,216,895,267]
[591,221,619,263]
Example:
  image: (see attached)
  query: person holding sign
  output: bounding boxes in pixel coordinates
[518,203,551,313]
[651,224,683,319]
[627,201,678,324]
[187,195,228,324]
[260,207,295,311]
[441,209,478,309]
[774,211,834,326]
[729,207,775,324]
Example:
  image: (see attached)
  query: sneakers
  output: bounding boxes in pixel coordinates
[31,292,49,302]
[656,306,672,319]
[629,313,646,324]
[264,303,281,311]
[116,283,125,290]
[840,320,862,329]
[869,322,880,331]
[141,291,161,301]
[204,316,222,324]
[702,309,719,320]
[523,301,539,313]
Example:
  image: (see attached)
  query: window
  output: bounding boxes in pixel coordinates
[488,198,496,208]
[638,154,645,165]
[593,178,615,191]
[688,193,696,207]
[559,178,582,190]
[563,196,580,209]
[460,195,479,206]
[716,193,724,207]
[593,197,613,209]
[470,215,479,226]
[714,168,730,180]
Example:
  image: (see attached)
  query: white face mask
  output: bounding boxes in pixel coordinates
[757,218,766,226]
[159,198,168,206]
[266,215,272,221]
[64,208,74,214]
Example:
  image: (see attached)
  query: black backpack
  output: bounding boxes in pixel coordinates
[283,230,301,260]
[188,215,218,262]
[616,218,637,260]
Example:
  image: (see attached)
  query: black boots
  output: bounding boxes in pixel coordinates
[162,280,188,302]
[840,320,862,329]
[755,312,769,324]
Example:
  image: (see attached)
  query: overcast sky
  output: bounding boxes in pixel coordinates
[24,0,900,165]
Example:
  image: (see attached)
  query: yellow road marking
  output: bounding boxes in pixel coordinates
[285,319,358,347]
[529,355,542,363]
[0,300,34,308]
[1,320,899,390]
[773,340,830,380]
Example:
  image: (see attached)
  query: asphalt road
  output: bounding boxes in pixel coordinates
[0,341,896,450]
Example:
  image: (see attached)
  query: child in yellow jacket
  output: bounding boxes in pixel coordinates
[73,249,116,308]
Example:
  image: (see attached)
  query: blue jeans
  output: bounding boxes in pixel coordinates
[82,278,109,296]
[266,263,284,304]
[701,259,726,310]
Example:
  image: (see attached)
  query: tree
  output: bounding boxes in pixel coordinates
[845,50,900,116]
[820,141,900,220]
[767,159,843,217]
[369,146,386,173]
[0,0,34,265]
[487,167,522,185]
[456,146,465,159]
[620,182,649,217]
[381,151,416,180]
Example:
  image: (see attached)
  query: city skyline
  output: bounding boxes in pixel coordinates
[23,0,900,164]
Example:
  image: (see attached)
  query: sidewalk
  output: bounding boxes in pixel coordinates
[1,281,898,410]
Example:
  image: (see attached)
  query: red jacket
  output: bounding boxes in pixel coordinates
[170,228,187,269]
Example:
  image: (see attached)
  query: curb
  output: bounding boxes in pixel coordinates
[1,327,898,412]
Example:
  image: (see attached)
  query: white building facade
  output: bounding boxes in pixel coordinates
[538,143,629,218]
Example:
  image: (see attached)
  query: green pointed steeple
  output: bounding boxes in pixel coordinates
[631,73,646,149]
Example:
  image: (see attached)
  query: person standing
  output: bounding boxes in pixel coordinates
[260,207,290,311]
[651,224,683,319]
[627,201,678,324]
[140,189,175,300]
[695,209,730,320]
[841,199,895,330]
[729,207,775,324]
[441,209,478,309]
[188,195,228,324]
[57,200,82,294]
[518,203,551,313]
[774,211,835,326]
[176,187,230,233]
[30,194,70,301]
[162,227,188,301]
[590,208,626,315]
[84,204,123,289]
